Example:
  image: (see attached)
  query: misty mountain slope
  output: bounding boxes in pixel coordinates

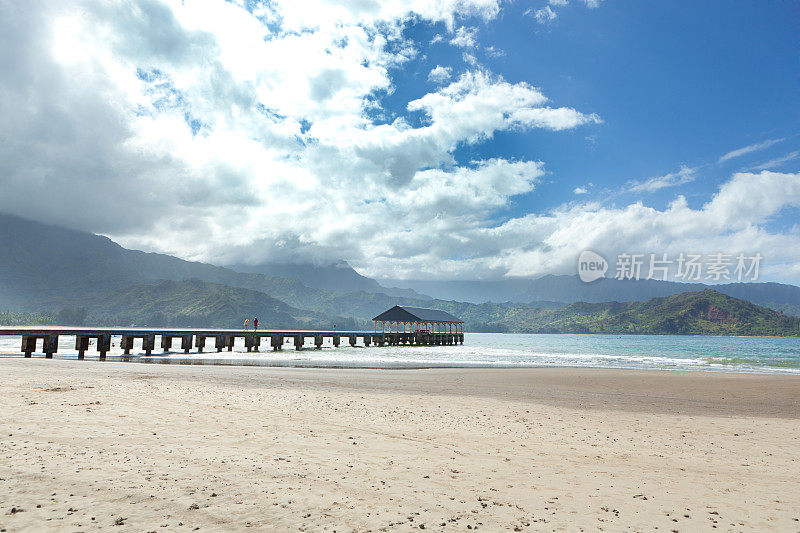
[228,262,428,299]
[0,214,412,312]
[0,214,142,308]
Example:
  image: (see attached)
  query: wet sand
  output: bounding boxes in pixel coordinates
[1,358,799,531]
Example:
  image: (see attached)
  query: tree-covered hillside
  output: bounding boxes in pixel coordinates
[514,290,800,335]
[93,279,361,329]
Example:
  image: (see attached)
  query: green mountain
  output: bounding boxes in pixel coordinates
[94,279,350,329]
[513,290,800,335]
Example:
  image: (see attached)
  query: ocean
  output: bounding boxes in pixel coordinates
[1,332,799,374]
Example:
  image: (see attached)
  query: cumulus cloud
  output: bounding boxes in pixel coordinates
[352,171,800,281]
[626,165,697,193]
[427,65,453,84]
[493,171,800,281]
[6,0,797,285]
[0,0,603,275]
[407,71,599,138]
[718,138,784,163]
[450,26,478,48]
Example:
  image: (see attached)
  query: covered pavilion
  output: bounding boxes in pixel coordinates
[372,306,463,334]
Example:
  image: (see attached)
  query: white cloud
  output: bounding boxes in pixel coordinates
[718,138,784,163]
[450,26,478,48]
[534,6,557,24]
[405,71,599,145]
[11,0,795,286]
[360,171,800,281]
[484,45,505,58]
[0,0,604,276]
[573,186,589,194]
[531,0,600,23]
[626,165,697,194]
[493,171,800,280]
[427,65,453,84]
[462,52,479,65]
[256,0,501,33]
[743,150,800,172]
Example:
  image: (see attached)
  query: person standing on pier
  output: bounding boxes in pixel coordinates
[244,318,249,331]
[253,316,259,331]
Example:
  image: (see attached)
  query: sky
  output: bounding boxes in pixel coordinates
[1,0,799,283]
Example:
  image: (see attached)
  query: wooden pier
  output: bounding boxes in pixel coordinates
[0,327,464,359]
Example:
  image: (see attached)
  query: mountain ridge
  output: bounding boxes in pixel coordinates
[227,262,427,299]
[383,275,800,315]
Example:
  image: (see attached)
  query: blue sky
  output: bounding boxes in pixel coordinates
[1,0,799,282]
[395,1,800,217]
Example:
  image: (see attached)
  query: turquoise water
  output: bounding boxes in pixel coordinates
[1,333,799,374]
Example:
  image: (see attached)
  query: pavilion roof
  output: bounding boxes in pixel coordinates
[372,305,463,323]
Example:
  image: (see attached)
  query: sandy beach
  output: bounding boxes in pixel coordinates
[1,359,799,532]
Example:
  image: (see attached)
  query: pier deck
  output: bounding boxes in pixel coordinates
[0,327,464,359]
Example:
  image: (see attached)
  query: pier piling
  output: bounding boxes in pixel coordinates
[271,335,282,351]
[181,334,192,354]
[120,335,133,355]
[76,335,90,359]
[161,335,174,353]
[142,334,155,356]
[43,334,58,359]
[98,333,111,359]
[21,336,36,358]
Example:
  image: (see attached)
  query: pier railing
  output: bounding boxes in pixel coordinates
[0,327,464,359]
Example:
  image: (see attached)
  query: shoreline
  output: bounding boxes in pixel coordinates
[3,351,800,377]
